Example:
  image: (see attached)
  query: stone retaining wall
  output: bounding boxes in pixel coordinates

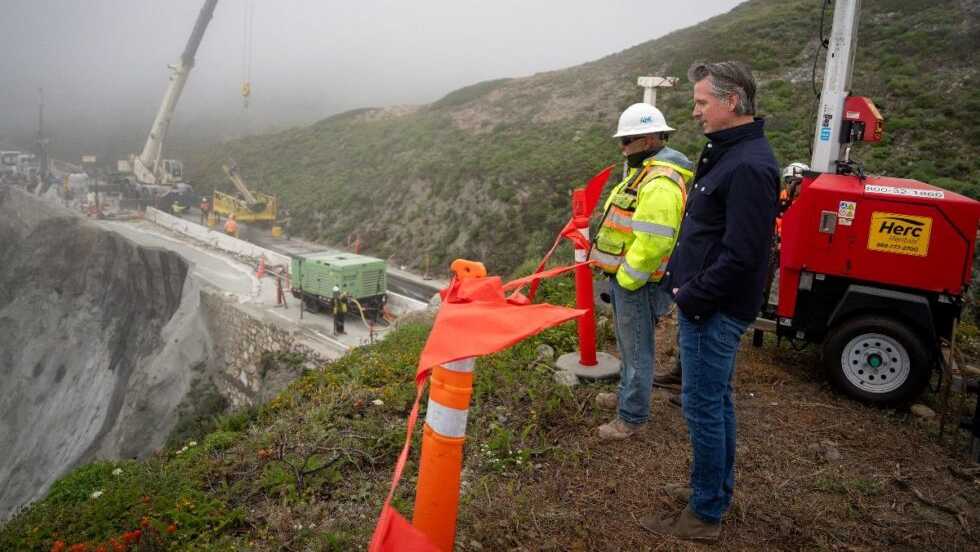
[201,291,324,407]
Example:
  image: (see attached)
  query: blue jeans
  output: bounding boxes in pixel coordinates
[609,277,673,425]
[677,310,749,524]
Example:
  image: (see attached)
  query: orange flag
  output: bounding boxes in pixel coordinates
[370,266,585,552]
[416,272,585,382]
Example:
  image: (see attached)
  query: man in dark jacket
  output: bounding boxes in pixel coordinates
[640,61,779,542]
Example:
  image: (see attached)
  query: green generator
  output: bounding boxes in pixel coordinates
[290,251,387,318]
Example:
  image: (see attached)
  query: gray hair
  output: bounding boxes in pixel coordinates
[687,61,757,116]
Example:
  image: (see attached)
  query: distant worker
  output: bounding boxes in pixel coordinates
[279,206,291,240]
[199,196,210,225]
[588,102,693,441]
[332,286,347,335]
[171,200,187,216]
[224,213,239,237]
[779,162,808,215]
[275,266,288,307]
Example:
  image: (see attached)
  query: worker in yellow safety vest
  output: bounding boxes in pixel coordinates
[589,102,694,441]
[223,213,239,237]
[199,196,210,225]
[332,286,348,335]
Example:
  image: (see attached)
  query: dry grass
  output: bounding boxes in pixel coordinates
[456,316,980,551]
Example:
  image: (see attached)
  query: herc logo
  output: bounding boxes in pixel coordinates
[867,212,932,257]
[640,115,653,124]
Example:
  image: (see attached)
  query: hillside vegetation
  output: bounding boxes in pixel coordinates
[188,0,980,274]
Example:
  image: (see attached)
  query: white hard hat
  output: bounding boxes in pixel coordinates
[613,103,675,138]
[782,162,809,181]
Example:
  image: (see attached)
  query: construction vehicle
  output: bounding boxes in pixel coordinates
[16,154,38,181]
[118,0,218,206]
[0,151,20,178]
[291,252,388,320]
[211,160,279,225]
[757,0,980,407]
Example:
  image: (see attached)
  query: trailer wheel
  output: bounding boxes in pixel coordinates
[823,315,930,406]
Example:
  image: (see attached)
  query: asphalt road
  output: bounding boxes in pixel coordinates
[179,210,446,303]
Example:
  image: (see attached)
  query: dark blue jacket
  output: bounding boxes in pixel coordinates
[664,118,779,323]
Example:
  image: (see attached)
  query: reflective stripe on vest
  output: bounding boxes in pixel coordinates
[589,249,622,273]
[651,256,671,280]
[632,219,675,237]
[605,206,634,233]
[622,259,651,282]
[591,163,687,279]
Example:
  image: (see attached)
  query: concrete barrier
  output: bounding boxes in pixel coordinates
[386,292,429,317]
[145,207,291,268]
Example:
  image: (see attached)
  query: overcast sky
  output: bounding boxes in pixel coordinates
[0,0,743,158]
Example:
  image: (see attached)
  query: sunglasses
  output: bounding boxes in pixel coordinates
[620,136,644,146]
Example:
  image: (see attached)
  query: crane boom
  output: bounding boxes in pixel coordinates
[133,0,218,186]
[810,0,862,173]
[222,161,259,205]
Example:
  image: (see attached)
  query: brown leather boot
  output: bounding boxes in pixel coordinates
[653,363,682,388]
[597,418,643,441]
[594,392,618,411]
[638,506,720,542]
[662,483,692,503]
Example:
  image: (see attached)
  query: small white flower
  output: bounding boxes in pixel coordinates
[371,399,384,406]
[90,490,104,499]
[188,441,198,447]
[112,468,123,476]
[176,449,183,456]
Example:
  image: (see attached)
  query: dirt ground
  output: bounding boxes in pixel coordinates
[457,316,980,551]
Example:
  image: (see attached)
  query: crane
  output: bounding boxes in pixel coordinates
[211,159,279,226]
[123,0,218,200]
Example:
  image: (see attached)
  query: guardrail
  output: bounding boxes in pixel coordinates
[144,207,291,268]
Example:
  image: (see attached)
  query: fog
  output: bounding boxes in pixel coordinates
[0,0,742,163]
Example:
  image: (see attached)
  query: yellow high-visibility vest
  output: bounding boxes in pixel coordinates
[590,154,692,290]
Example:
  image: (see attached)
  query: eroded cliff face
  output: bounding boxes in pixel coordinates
[0,189,208,520]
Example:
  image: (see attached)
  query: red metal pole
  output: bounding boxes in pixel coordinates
[571,189,598,366]
[572,220,597,366]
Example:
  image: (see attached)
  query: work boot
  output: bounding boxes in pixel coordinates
[595,392,618,411]
[597,418,643,441]
[653,364,683,389]
[662,483,692,503]
[638,506,721,542]
[668,393,683,409]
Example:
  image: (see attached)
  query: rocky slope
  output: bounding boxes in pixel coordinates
[0,189,210,520]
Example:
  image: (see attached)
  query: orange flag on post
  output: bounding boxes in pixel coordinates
[369,264,585,552]
[417,271,586,381]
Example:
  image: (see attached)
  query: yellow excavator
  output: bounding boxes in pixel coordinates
[210,160,280,232]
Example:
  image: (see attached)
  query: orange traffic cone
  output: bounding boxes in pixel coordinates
[412,357,475,550]
[370,259,587,552]
[256,256,266,279]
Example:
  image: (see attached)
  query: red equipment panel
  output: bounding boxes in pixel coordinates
[778,174,980,318]
[844,96,883,143]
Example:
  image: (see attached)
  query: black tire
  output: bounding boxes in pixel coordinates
[823,315,931,406]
